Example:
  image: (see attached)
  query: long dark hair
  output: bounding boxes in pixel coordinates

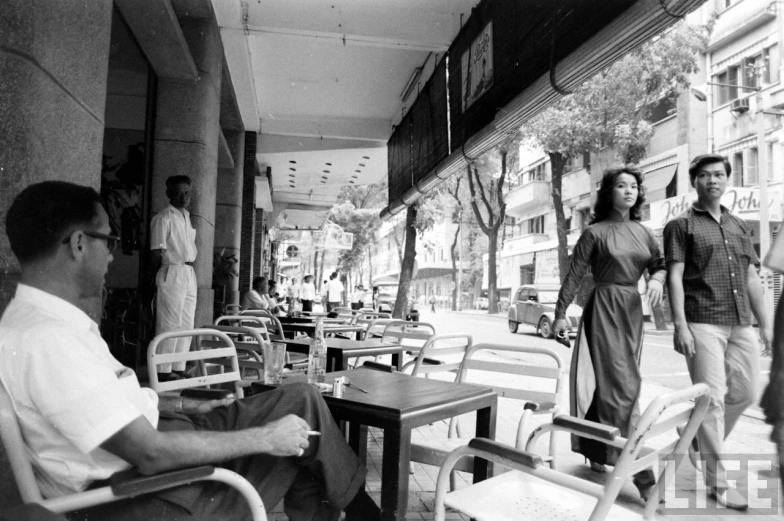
[589,165,646,224]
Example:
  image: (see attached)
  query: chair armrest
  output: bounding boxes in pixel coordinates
[467,438,542,469]
[360,361,397,372]
[180,388,235,400]
[109,466,215,497]
[523,402,540,412]
[552,415,620,441]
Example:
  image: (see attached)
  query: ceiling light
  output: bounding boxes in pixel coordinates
[358,163,366,167]
[289,160,297,164]
[323,170,330,173]
[355,169,361,173]
[321,176,328,180]
[320,180,327,184]
[362,156,370,160]
[351,175,358,179]
[326,162,332,166]
[349,180,355,184]
[289,167,296,171]
[400,67,422,102]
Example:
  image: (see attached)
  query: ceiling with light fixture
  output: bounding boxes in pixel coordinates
[213,0,480,229]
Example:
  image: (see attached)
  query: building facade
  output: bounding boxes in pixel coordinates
[492,0,784,316]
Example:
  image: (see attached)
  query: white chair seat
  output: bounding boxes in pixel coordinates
[443,471,639,521]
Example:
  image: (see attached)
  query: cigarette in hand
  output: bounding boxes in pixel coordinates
[306,430,321,436]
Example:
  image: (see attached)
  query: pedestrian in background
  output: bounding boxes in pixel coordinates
[299,274,316,312]
[553,166,665,502]
[665,154,771,511]
[326,272,344,312]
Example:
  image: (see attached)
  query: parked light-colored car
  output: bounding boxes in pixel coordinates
[475,297,489,310]
[507,284,582,338]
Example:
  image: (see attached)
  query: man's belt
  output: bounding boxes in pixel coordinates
[164,262,195,266]
[184,261,194,266]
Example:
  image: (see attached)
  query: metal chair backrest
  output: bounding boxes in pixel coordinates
[0,382,43,503]
[362,318,395,339]
[355,311,392,327]
[214,315,272,342]
[459,343,566,447]
[147,329,244,398]
[525,383,711,519]
[402,333,473,378]
[238,310,284,339]
[224,303,243,315]
[380,320,436,353]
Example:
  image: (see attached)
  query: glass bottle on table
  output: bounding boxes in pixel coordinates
[307,317,327,384]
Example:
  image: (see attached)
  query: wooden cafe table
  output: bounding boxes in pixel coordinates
[256,369,497,521]
[278,336,404,372]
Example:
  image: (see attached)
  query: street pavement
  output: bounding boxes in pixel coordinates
[268,307,781,520]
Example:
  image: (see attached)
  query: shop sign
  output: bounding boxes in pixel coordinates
[461,22,493,112]
[648,186,783,229]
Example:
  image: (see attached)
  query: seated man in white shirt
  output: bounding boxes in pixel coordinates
[241,276,269,310]
[0,181,376,521]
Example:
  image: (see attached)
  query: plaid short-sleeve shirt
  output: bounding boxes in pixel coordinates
[663,204,759,325]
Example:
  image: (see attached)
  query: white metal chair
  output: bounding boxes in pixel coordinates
[0,380,266,519]
[147,329,246,398]
[224,303,243,315]
[409,340,565,490]
[434,383,711,521]
[239,310,286,340]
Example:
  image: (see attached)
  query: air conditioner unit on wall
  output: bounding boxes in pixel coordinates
[730,97,750,114]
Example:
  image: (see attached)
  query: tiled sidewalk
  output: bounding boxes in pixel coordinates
[268,357,781,520]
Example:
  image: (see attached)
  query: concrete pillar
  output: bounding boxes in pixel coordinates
[215,131,245,307]
[0,0,112,318]
[150,18,223,330]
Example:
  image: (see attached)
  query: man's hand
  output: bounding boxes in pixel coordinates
[646,279,663,309]
[256,414,311,457]
[760,324,774,357]
[552,318,568,341]
[673,323,695,356]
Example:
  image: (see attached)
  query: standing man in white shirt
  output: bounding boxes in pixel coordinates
[149,176,197,381]
[299,275,316,312]
[326,271,344,313]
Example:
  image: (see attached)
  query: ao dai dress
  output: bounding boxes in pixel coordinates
[554,209,666,465]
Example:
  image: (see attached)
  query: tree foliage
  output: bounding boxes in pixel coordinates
[520,21,710,287]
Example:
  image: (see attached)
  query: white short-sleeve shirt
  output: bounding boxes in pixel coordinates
[150,204,197,264]
[327,279,344,301]
[299,282,316,300]
[0,285,159,498]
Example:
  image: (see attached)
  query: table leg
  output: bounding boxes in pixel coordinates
[380,423,411,521]
[473,402,497,482]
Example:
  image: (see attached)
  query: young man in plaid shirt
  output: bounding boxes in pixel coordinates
[664,154,772,510]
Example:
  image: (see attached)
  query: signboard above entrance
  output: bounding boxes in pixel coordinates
[646,186,784,229]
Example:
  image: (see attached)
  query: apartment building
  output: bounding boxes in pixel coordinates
[493,0,784,313]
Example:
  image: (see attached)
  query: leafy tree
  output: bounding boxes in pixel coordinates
[520,21,709,317]
[466,131,523,314]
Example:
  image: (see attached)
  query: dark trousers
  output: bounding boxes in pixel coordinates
[301,299,313,312]
[69,384,365,521]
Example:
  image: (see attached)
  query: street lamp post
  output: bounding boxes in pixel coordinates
[457,206,464,311]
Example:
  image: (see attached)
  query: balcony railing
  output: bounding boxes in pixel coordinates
[505,180,551,215]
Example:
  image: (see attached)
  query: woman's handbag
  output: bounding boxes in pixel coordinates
[763,231,784,274]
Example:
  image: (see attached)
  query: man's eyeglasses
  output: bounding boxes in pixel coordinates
[62,231,120,253]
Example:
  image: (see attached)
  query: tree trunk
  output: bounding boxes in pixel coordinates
[549,152,570,283]
[487,233,498,314]
[318,251,325,288]
[367,246,374,289]
[450,220,460,311]
[393,205,417,319]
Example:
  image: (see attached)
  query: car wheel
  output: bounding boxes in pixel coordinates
[539,316,553,339]
[508,320,519,334]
